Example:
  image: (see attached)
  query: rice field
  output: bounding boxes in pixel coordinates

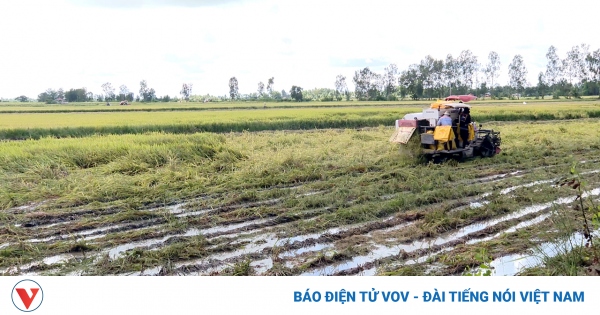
[1,97,595,113]
[1,99,599,276]
[1,101,600,140]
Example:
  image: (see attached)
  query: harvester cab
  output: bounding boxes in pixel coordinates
[390,99,501,163]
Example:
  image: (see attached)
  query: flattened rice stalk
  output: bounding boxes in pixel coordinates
[397,133,424,162]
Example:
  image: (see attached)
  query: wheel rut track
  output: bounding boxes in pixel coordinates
[5,159,598,275]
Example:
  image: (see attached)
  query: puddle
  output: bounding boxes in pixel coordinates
[251,258,274,275]
[367,221,415,236]
[177,218,427,275]
[466,212,552,245]
[104,217,274,260]
[469,201,490,209]
[299,243,390,276]
[356,267,377,276]
[165,204,187,214]
[9,200,49,213]
[284,221,369,244]
[457,187,600,240]
[175,191,324,218]
[300,188,600,276]
[148,203,189,214]
[77,224,125,236]
[175,209,212,218]
[43,254,79,265]
[499,179,557,195]
[174,234,283,273]
[203,218,271,235]
[175,198,282,218]
[0,253,82,275]
[451,176,564,214]
[300,191,326,197]
[106,232,171,259]
[279,243,331,259]
[27,236,58,243]
[41,222,69,229]
[140,266,162,276]
[26,224,129,243]
[489,230,593,276]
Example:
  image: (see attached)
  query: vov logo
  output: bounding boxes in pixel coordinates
[11,279,44,312]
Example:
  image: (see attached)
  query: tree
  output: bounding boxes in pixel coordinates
[15,95,29,102]
[537,72,548,99]
[37,88,58,103]
[479,82,488,98]
[119,85,129,95]
[485,51,501,96]
[334,75,348,101]
[57,88,65,100]
[139,80,155,102]
[563,45,580,85]
[586,49,600,88]
[545,45,562,91]
[383,64,398,98]
[266,77,274,95]
[281,89,289,100]
[180,83,193,101]
[562,44,590,85]
[118,85,129,101]
[290,86,303,102]
[457,50,478,92]
[444,54,459,95]
[353,67,380,101]
[65,88,89,102]
[229,77,239,100]
[257,82,265,97]
[431,59,445,98]
[101,82,115,101]
[399,64,423,100]
[139,80,148,100]
[508,55,528,98]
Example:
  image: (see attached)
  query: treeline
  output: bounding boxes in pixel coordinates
[7,43,600,103]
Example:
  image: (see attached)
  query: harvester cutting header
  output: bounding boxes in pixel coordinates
[390,97,501,163]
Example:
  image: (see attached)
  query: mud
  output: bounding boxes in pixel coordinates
[298,187,598,277]
[6,160,600,276]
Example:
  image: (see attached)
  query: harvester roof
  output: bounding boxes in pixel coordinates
[429,99,472,110]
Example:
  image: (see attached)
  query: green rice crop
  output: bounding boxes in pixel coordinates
[1,101,600,140]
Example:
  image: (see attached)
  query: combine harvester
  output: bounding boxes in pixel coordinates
[390,96,501,163]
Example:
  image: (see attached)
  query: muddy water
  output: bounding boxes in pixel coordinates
[177,184,594,276]
[173,233,283,274]
[27,224,129,243]
[489,231,593,276]
[104,217,274,259]
[251,258,274,274]
[0,253,83,275]
[466,213,552,245]
[300,188,600,276]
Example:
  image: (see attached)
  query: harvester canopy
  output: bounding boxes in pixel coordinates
[429,99,472,110]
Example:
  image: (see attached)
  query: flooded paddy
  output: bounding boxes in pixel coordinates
[2,121,600,276]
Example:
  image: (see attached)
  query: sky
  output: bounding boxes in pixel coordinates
[0,0,597,99]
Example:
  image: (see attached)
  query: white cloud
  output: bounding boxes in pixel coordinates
[0,0,597,99]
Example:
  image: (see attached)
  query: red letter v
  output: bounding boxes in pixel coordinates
[16,288,39,309]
